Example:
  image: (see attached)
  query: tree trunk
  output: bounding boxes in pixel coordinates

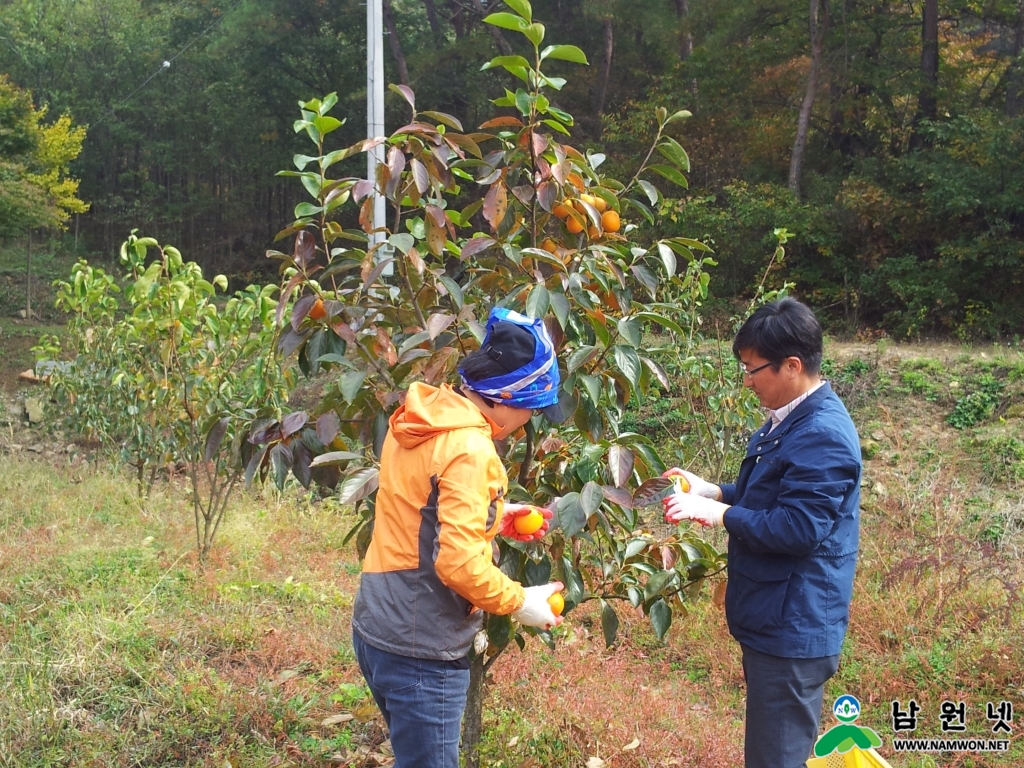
[422,0,444,43]
[382,0,411,86]
[788,0,828,199]
[1007,0,1024,117]
[592,19,614,127]
[25,230,32,319]
[910,0,939,149]
[470,0,513,55]
[673,0,693,60]
[460,652,486,768]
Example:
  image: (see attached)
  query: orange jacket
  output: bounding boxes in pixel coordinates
[351,383,526,660]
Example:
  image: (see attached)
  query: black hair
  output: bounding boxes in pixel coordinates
[732,297,823,374]
[458,349,510,386]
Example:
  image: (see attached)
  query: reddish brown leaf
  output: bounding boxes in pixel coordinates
[390,83,415,112]
[511,185,534,206]
[483,183,508,232]
[406,246,425,275]
[410,158,429,194]
[422,347,458,384]
[291,294,317,332]
[426,312,454,340]
[316,411,341,446]
[352,179,374,203]
[537,180,557,212]
[293,230,315,269]
[461,236,496,259]
[331,322,356,343]
[479,116,524,129]
[531,131,548,156]
[359,197,374,233]
[425,204,447,228]
[375,328,398,366]
[444,133,480,159]
[425,215,446,256]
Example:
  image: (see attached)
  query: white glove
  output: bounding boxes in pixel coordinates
[662,468,722,500]
[663,492,729,527]
[512,582,564,630]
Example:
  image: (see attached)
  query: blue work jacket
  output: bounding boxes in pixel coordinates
[720,383,861,659]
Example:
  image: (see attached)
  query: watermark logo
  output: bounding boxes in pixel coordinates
[813,695,884,758]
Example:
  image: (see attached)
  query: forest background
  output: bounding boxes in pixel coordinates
[1,0,1023,339]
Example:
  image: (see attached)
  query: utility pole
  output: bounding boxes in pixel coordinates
[367,0,388,257]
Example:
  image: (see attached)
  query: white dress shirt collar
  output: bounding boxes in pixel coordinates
[767,381,825,434]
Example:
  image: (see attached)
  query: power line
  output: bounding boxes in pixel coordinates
[93,0,247,127]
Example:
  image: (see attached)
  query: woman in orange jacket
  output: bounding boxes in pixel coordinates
[352,307,566,768]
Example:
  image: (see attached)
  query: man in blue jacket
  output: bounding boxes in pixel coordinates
[663,298,862,768]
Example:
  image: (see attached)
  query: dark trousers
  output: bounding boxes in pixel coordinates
[741,644,840,768]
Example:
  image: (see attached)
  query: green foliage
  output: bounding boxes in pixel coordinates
[0,75,87,238]
[947,374,1005,429]
[42,232,292,558]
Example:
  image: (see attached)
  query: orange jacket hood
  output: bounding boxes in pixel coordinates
[390,382,500,448]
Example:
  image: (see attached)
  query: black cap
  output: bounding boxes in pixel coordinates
[538,386,576,424]
[481,321,536,373]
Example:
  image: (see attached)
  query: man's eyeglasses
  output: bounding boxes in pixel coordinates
[740,360,776,376]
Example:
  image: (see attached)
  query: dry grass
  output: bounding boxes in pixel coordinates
[1,340,1023,767]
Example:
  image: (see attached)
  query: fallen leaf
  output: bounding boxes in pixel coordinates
[622,737,640,750]
[506,735,519,748]
[321,713,354,726]
[586,758,607,768]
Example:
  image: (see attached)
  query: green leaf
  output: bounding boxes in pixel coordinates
[438,276,464,309]
[339,370,366,404]
[649,598,672,640]
[578,373,601,406]
[523,22,545,47]
[600,600,619,647]
[624,538,648,559]
[616,317,642,347]
[580,481,604,516]
[562,555,586,605]
[481,54,532,71]
[310,450,363,467]
[613,344,643,388]
[648,164,689,189]
[483,12,528,32]
[338,467,379,505]
[313,115,344,136]
[638,179,659,206]
[567,344,600,374]
[541,118,571,135]
[669,237,714,253]
[293,154,318,170]
[540,45,589,64]
[294,202,322,219]
[549,291,570,329]
[556,493,587,538]
[657,137,691,172]
[657,242,677,278]
[388,233,415,254]
[547,106,574,124]
[502,0,532,23]
[634,312,686,337]
[526,283,550,319]
[665,109,692,125]
[644,569,676,602]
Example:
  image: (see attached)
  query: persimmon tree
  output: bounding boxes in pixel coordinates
[253,1,751,761]
[42,234,291,560]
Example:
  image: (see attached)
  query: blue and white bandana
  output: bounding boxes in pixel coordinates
[460,307,561,410]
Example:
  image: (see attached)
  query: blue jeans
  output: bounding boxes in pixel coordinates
[353,630,470,768]
[741,644,841,768]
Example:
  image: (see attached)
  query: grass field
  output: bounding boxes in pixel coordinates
[1,270,1022,765]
